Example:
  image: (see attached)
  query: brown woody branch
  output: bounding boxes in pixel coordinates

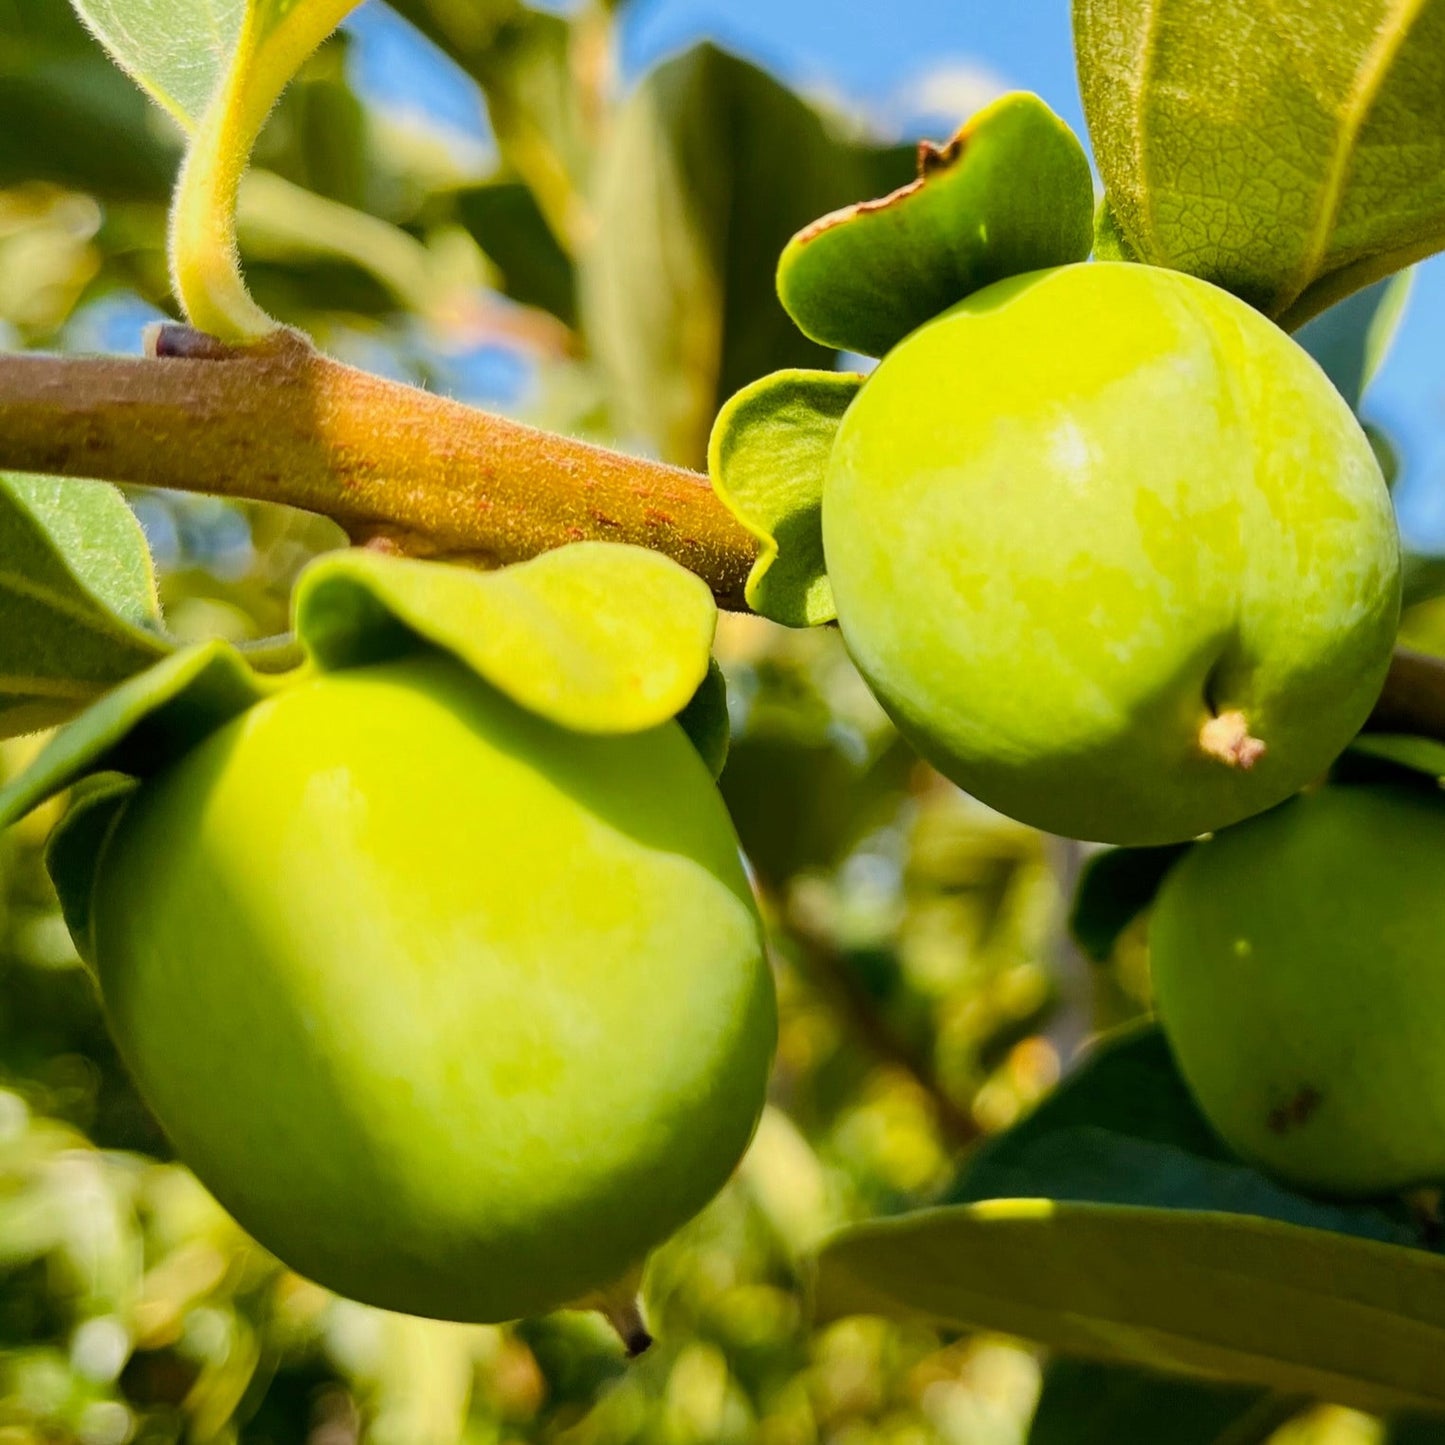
[0,326,756,609]
[3,329,1445,745]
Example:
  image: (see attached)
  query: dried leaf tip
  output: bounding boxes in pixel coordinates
[1199,710,1267,769]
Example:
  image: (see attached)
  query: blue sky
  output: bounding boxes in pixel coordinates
[349,0,1445,548]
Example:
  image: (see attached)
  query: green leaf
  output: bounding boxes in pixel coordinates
[0,473,171,739]
[454,179,577,326]
[708,369,861,627]
[71,0,243,128]
[776,92,1095,358]
[1075,0,1445,326]
[1295,272,1413,410]
[946,1024,1417,1246]
[1029,1360,1295,1445]
[294,543,717,735]
[580,42,915,466]
[814,1200,1445,1414]
[1346,733,1445,781]
[44,775,139,971]
[73,0,366,339]
[1068,845,1190,963]
[0,1,179,201]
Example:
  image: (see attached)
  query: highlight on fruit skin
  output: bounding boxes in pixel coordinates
[821,261,1402,847]
[1151,784,1445,1197]
[84,653,777,1331]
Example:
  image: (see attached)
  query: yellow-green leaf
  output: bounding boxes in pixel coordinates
[1075,0,1445,326]
[815,1201,1445,1414]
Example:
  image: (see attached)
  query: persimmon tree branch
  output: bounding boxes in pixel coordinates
[3,328,1445,747]
[0,326,757,609]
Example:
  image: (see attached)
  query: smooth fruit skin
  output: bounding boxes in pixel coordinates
[823,262,1400,845]
[1151,785,1445,1196]
[90,655,775,1322]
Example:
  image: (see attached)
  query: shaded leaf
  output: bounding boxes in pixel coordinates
[1295,272,1413,410]
[1075,0,1445,326]
[1029,1359,1295,1445]
[580,42,914,467]
[0,0,178,200]
[44,774,139,971]
[1068,845,1190,963]
[0,473,171,739]
[947,1024,1417,1246]
[1402,554,1445,609]
[814,1200,1445,1414]
[454,179,577,325]
[1345,733,1445,782]
[295,543,717,734]
[708,369,862,627]
[777,93,1094,357]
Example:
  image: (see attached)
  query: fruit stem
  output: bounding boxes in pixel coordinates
[1199,710,1267,769]
[575,1267,653,1357]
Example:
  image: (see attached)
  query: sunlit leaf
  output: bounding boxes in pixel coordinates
[72,0,365,339]
[1075,0,1445,326]
[815,1200,1445,1414]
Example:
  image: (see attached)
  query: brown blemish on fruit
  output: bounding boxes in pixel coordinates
[791,125,973,245]
[1199,710,1267,770]
[1266,1084,1323,1136]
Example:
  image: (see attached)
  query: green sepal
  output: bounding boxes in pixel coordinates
[0,543,722,828]
[675,660,730,779]
[44,774,139,973]
[776,92,1094,358]
[1068,845,1191,964]
[294,543,718,735]
[708,369,862,627]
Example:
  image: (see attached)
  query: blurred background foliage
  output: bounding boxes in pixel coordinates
[1,0,1444,1441]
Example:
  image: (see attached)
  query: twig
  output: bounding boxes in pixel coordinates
[6,332,1445,749]
[0,327,756,609]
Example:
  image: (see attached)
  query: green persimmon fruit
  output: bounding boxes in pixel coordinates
[89,654,775,1325]
[1152,785,1445,1196]
[823,262,1400,846]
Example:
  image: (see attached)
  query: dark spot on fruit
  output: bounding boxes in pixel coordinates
[1266,1084,1323,1135]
